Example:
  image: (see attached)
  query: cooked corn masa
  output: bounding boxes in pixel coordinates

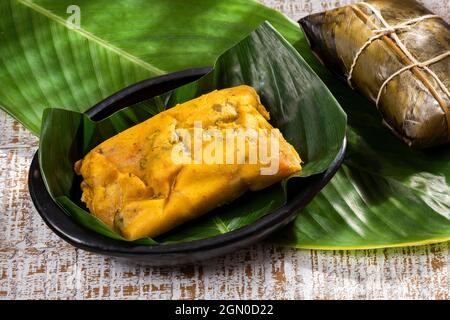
[75,86,301,240]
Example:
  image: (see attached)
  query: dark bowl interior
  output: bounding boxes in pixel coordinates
[28,68,347,266]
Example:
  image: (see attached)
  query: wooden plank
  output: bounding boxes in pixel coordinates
[1,0,449,300]
[1,242,448,299]
[262,0,450,21]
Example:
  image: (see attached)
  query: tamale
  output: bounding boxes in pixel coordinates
[300,0,450,148]
[75,86,301,240]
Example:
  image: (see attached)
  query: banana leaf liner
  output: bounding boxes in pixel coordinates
[299,0,450,148]
[39,23,347,244]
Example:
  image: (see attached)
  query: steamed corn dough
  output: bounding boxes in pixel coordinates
[75,86,301,240]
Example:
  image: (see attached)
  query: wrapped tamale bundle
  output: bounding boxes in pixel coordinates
[75,86,301,240]
[300,0,450,148]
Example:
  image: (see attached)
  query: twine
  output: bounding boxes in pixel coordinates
[376,51,450,105]
[346,14,440,87]
[347,2,450,113]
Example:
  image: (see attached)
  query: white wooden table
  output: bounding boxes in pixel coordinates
[1,0,449,300]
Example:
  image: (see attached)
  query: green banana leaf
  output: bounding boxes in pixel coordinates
[273,40,450,249]
[2,0,449,249]
[39,22,347,244]
[0,0,300,134]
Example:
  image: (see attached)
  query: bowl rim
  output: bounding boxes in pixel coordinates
[28,68,347,257]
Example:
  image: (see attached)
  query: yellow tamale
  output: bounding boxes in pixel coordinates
[75,86,301,240]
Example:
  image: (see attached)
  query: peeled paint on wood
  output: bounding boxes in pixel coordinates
[300,0,450,148]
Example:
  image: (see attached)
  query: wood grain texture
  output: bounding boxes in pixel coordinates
[261,0,450,21]
[1,0,449,300]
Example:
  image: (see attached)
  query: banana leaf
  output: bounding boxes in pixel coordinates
[299,0,450,149]
[0,0,300,134]
[39,22,347,244]
[273,25,450,249]
[2,0,450,249]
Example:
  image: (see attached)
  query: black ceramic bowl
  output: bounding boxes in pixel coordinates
[28,67,346,265]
